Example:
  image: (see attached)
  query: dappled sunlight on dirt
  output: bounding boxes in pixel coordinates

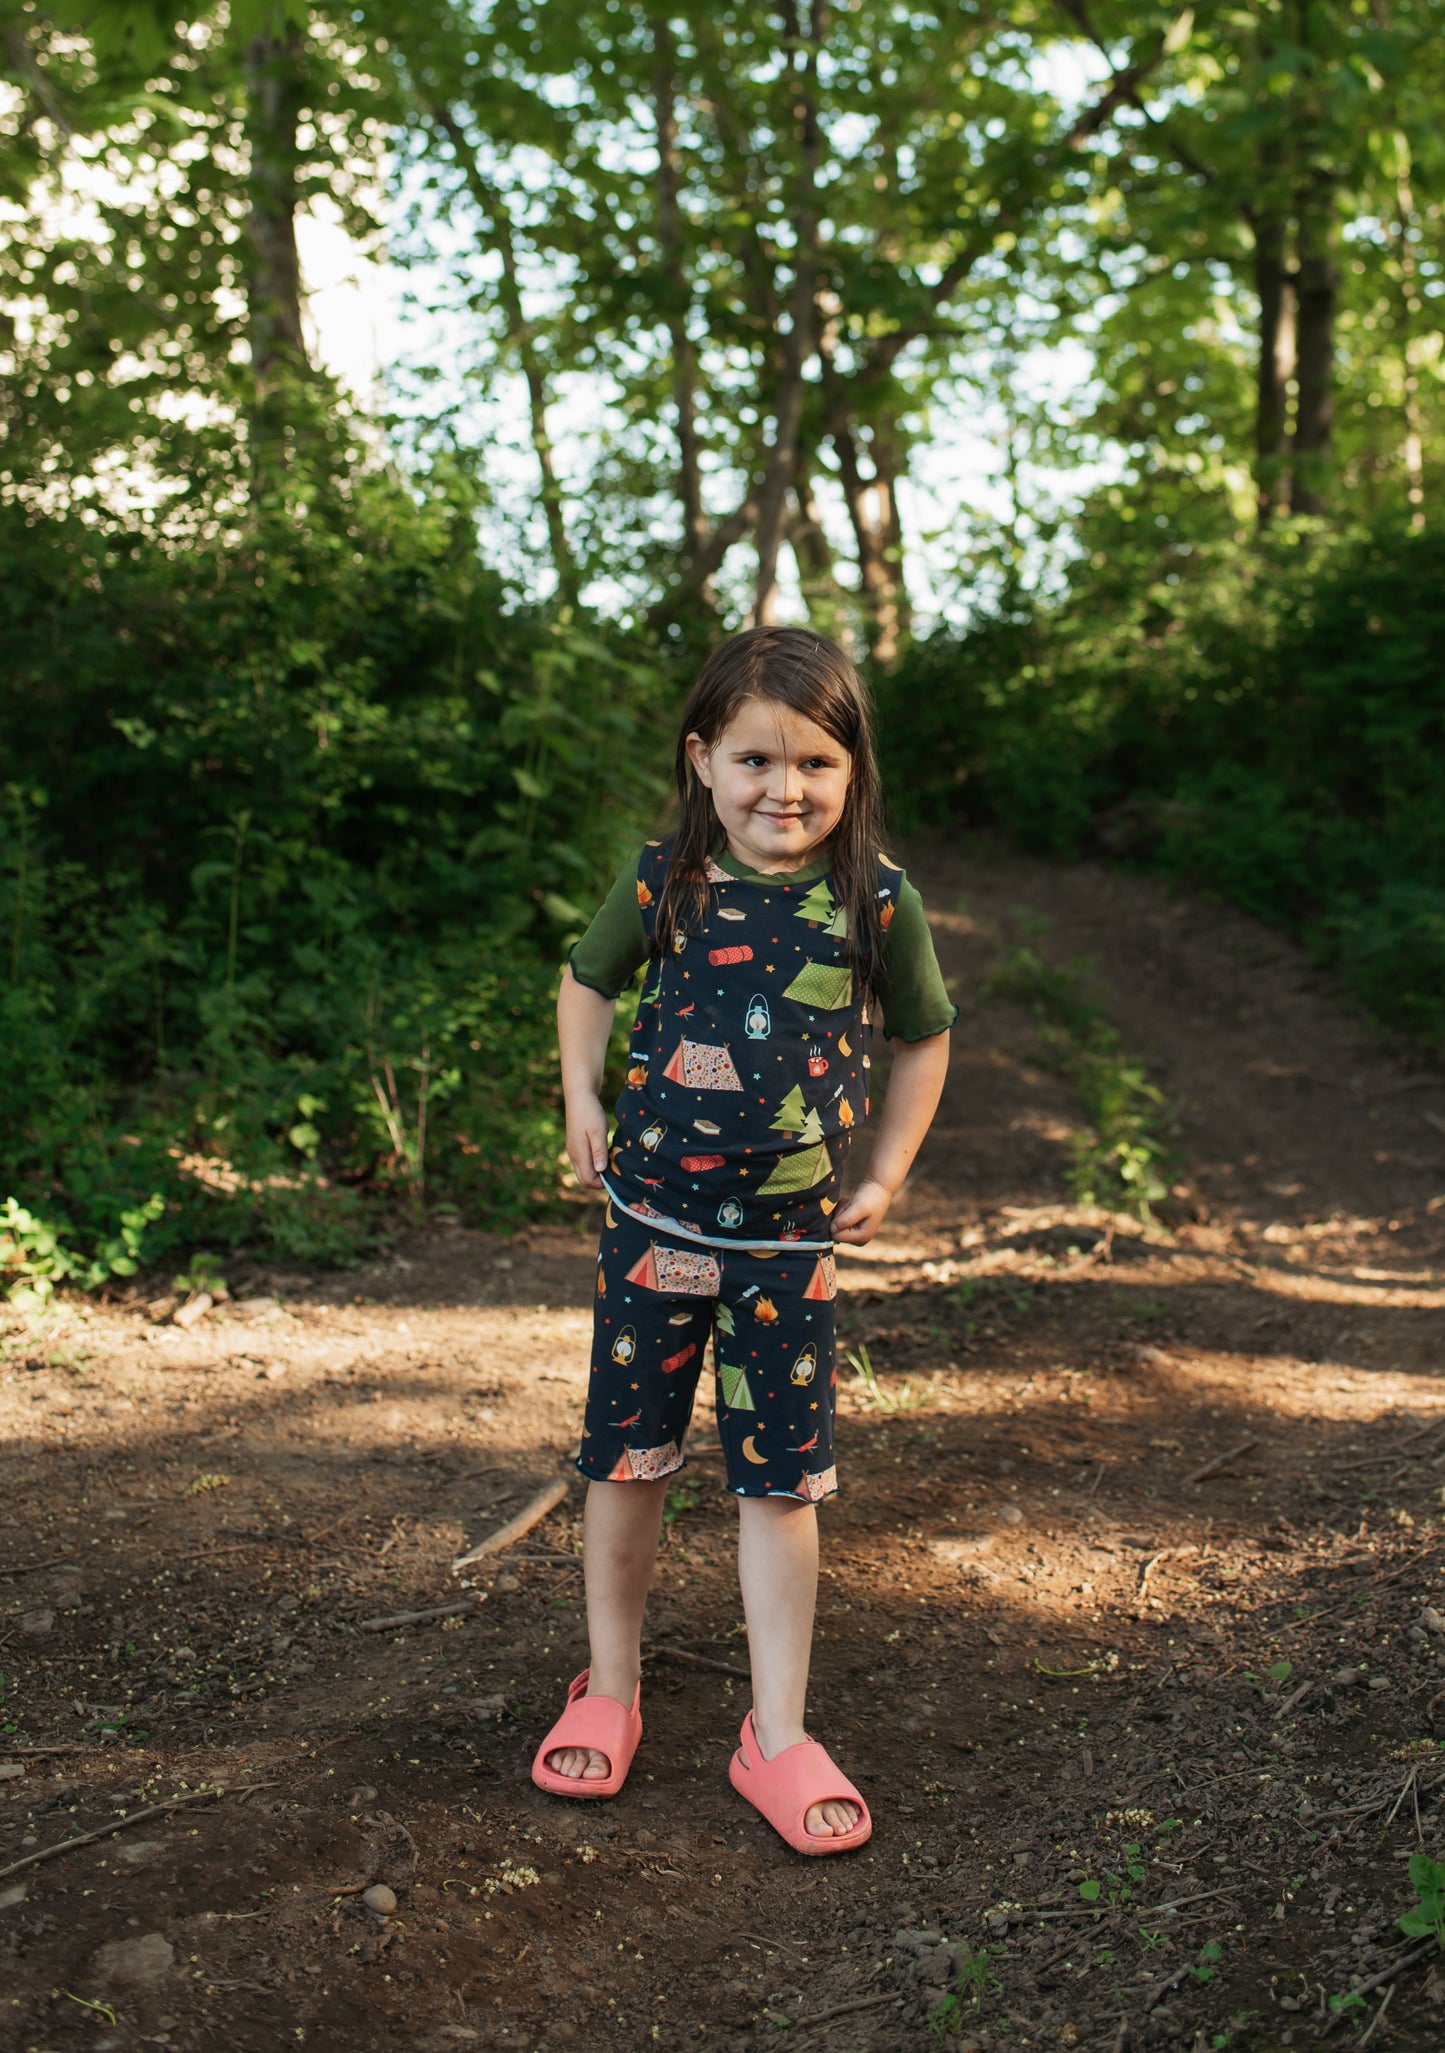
[4,841,1445,2050]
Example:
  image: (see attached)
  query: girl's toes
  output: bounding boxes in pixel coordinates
[581,1750,611,1779]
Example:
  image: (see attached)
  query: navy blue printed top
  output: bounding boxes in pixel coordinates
[604,837,913,1247]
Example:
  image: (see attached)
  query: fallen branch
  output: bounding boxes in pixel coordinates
[0,1742,87,1756]
[357,1600,477,1633]
[0,1550,77,1580]
[1321,1942,1435,2034]
[648,1644,750,1679]
[0,1782,272,1885]
[1184,1438,1257,1486]
[791,1990,900,2031]
[1143,1958,1195,2011]
[1276,1677,1315,1718]
[451,1477,569,1572]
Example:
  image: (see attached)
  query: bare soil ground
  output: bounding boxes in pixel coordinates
[5,840,1445,2053]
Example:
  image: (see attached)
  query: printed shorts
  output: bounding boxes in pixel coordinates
[577,1208,840,1502]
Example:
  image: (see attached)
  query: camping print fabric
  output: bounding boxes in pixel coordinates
[580,1209,840,1501]
[609,836,904,1246]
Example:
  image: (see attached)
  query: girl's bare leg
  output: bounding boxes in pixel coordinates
[737,1495,861,1836]
[545,1475,669,1780]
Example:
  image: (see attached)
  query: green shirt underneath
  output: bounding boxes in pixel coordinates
[569,845,958,1043]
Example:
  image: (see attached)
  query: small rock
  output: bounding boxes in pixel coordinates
[0,1883,28,1911]
[915,1946,953,1986]
[470,1694,507,1718]
[19,1609,54,1634]
[172,1291,214,1330]
[492,1572,520,1593]
[117,1839,165,1868]
[0,1762,23,1780]
[363,1883,398,1916]
[998,1503,1025,1527]
[93,1932,175,1987]
[348,1785,378,1809]
[1368,1675,1392,1692]
[1332,1667,1363,1687]
[1422,1608,1445,1637]
[892,1927,944,1951]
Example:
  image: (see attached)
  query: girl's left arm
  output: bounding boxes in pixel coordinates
[830,1030,950,1246]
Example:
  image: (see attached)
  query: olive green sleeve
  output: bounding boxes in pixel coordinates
[567,855,650,998]
[874,875,958,1042]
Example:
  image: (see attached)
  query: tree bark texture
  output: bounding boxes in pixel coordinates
[752,0,825,624]
[651,18,709,573]
[244,30,307,396]
[431,105,578,602]
[1290,182,1337,516]
[1252,211,1293,527]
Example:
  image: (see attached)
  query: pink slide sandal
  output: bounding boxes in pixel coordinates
[728,1710,872,1855]
[531,1670,642,1799]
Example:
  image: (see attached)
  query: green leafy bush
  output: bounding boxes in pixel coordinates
[878,518,1445,1052]
[0,469,672,1293]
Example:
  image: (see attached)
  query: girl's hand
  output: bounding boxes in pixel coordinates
[829,1176,892,1245]
[566,1096,611,1190]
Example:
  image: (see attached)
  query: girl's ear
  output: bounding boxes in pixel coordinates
[683,731,714,789]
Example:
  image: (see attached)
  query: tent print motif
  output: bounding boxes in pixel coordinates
[662,1038,744,1091]
[803,1252,837,1301]
[718,1361,756,1412]
[757,1139,833,1195]
[781,961,853,1010]
[625,1242,721,1296]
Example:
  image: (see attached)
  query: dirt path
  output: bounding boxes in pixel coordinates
[5,840,1445,2053]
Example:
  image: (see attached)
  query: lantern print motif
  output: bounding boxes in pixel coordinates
[610,1324,638,1366]
[744,994,772,1040]
[717,1196,744,1229]
[790,1344,818,1387]
[639,1118,666,1153]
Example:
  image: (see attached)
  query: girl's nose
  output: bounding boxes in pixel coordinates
[771,756,804,804]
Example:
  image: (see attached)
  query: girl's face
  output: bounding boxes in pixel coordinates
[685,698,851,873]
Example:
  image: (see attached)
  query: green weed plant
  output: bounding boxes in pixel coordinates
[986,948,1177,1220]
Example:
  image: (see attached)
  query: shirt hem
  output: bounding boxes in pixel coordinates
[883,1002,959,1044]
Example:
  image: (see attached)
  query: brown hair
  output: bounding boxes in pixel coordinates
[654,627,890,993]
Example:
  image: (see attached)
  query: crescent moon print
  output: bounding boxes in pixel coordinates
[741,1434,768,1464]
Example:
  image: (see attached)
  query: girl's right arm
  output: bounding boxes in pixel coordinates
[558,964,617,1189]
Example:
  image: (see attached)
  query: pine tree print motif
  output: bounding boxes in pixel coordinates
[770,1084,810,1138]
[795,878,847,938]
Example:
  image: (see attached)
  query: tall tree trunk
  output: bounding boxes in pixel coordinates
[752,0,824,623]
[1252,210,1293,527]
[1393,160,1426,529]
[244,28,307,481]
[651,17,709,575]
[1290,180,1337,516]
[821,338,907,664]
[789,458,846,637]
[430,106,578,603]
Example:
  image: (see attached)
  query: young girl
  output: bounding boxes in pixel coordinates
[532,626,955,1854]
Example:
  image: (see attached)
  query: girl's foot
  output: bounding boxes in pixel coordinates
[728,1712,872,1856]
[752,1714,862,1836]
[531,1672,642,1799]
